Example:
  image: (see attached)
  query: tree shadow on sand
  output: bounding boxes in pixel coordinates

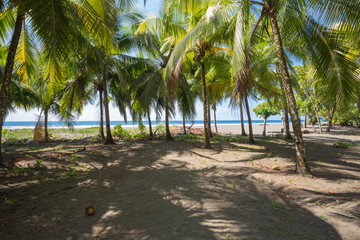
[0,140,346,240]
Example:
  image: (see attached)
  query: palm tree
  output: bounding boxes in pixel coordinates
[135,1,188,141]
[0,0,114,165]
[165,0,235,148]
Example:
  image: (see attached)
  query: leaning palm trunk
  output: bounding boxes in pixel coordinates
[200,61,211,148]
[98,88,105,141]
[102,68,115,144]
[308,115,317,133]
[244,94,255,143]
[0,12,24,167]
[268,6,311,175]
[148,111,153,137]
[326,104,336,132]
[212,104,218,134]
[239,98,247,137]
[313,107,323,134]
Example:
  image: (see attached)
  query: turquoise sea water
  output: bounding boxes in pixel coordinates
[3,120,284,129]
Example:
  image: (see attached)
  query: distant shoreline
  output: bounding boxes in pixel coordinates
[3,120,286,130]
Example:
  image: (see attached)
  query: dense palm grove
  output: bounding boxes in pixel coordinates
[0,0,359,176]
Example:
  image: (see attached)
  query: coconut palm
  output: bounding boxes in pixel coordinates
[0,0,117,165]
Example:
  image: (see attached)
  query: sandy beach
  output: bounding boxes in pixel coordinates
[0,124,359,240]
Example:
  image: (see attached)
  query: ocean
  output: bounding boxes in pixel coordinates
[3,120,284,129]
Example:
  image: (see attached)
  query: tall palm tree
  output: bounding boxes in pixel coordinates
[0,0,114,165]
[165,0,235,148]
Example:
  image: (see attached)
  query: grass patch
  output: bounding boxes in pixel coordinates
[333,140,354,149]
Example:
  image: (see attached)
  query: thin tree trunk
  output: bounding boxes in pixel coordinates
[212,104,218,134]
[279,82,293,139]
[207,102,213,138]
[326,104,336,132]
[244,94,255,143]
[148,111,153,137]
[308,115,316,133]
[0,11,24,167]
[102,68,115,144]
[304,116,307,128]
[262,118,267,136]
[313,107,323,134]
[165,103,172,141]
[200,61,211,148]
[98,88,105,142]
[182,113,186,134]
[239,98,247,136]
[357,96,360,115]
[44,109,49,142]
[268,6,310,175]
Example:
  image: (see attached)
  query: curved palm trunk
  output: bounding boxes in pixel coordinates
[200,61,211,148]
[313,107,323,134]
[0,12,24,167]
[98,88,105,142]
[239,98,247,137]
[165,103,172,141]
[212,104,218,134]
[207,102,213,138]
[148,111,153,137]
[244,94,255,143]
[262,118,267,137]
[102,68,115,144]
[44,109,49,142]
[326,104,336,132]
[268,7,310,175]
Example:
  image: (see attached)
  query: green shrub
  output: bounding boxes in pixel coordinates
[154,123,165,134]
[178,134,199,142]
[113,124,131,138]
[138,123,146,133]
[130,132,150,141]
[333,140,354,149]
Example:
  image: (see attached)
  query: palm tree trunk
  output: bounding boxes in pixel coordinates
[102,68,115,144]
[98,88,105,141]
[212,104,218,134]
[148,111,153,137]
[313,107,323,134]
[165,102,172,141]
[262,118,267,136]
[0,11,24,167]
[207,102,213,138]
[244,94,255,144]
[357,96,360,116]
[308,115,316,133]
[200,61,211,148]
[279,81,293,139]
[239,98,247,137]
[44,109,49,142]
[326,104,336,132]
[182,113,186,134]
[268,6,310,175]
[304,116,307,128]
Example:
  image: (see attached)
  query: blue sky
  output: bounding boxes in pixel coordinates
[5,0,286,122]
